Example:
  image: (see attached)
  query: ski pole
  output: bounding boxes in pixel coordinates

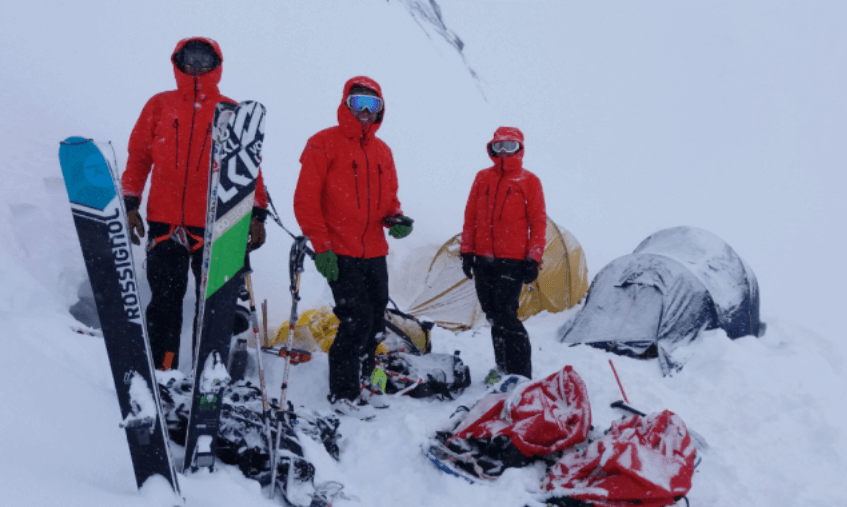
[608,359,630,404]
[243,266,273,498]
[269,235,309,498]
[261,299,269,348]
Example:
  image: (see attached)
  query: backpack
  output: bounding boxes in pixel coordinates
[542,410,696,507]
[379,351,471,400]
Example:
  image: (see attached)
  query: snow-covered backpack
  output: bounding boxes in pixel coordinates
[427,366,592,480]
[541,410,696,507]
[379,300,433,355]
[375,301,471,400]
[379,350,471,400]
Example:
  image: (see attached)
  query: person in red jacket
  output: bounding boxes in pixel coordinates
[294,76,413,418]
[460,127,547,382]
[122,37,269,370]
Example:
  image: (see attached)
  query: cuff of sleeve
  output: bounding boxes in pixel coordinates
[124,196,140,213]
[312,240,334,255]
[251,206,269,223]
[528,249,544,263]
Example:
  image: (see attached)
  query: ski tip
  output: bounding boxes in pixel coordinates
[60,136,92,146]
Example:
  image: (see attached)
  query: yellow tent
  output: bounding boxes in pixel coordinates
[271,305,432,356]
[406,217,589,330]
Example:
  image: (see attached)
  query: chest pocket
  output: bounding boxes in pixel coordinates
[150,108,179,170]
[498,185,526,222]
[377,164,385,210]
[323,150,361,208]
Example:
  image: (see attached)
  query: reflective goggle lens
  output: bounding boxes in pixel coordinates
[184,52,215,70]
[346,95,383,113]
[491,141,520,153]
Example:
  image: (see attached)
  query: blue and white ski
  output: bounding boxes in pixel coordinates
[58,137,182,501]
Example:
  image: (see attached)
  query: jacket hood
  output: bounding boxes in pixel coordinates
[337,76,384,141]
[171,37,223,99]
[487,126,525,171]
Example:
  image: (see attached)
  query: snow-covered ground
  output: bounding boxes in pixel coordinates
[1,1,845,506]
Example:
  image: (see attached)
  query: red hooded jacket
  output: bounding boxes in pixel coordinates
[122,37,268,228]
[461,127,547,263]
[294,76,403,258]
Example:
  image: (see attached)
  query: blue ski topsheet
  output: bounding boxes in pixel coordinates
[59,136,117,209]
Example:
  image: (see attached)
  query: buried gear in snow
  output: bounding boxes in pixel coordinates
[157,373,344,506]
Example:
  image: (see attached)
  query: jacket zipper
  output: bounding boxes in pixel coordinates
[498,187,512,221]
[377,164,382,210]
[489,160,505,258]
[360,136,371,258]
[194,124,212,172]
[174,119,180,175]
[352,160,360,209]
[180,79,200,226]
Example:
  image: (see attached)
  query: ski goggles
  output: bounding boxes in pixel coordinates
[179,48,219,74]
[490,141,521,154]
[346,95,384,113]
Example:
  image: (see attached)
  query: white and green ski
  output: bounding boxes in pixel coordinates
[183,101,266,472]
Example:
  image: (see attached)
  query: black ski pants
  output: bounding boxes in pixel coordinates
[145,222,204,370]
[327,255,389,401]
[473,256,532,379]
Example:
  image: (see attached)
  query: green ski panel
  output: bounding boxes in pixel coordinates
[206,213,252,298]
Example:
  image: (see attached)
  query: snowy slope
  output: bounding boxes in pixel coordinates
[1,1,845,506]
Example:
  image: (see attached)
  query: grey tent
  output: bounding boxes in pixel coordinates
[560,226,761,375]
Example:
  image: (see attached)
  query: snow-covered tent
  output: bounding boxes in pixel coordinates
[560,226,761,375]
[407,217,589,330]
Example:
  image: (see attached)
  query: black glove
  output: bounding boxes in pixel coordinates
[461,253,475,280]
[248,218,266,251]
[247,206,269,252]
[522,258,539,284]
[383,215,414,239]
[125,196,145,246]
[251,206,269,223]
